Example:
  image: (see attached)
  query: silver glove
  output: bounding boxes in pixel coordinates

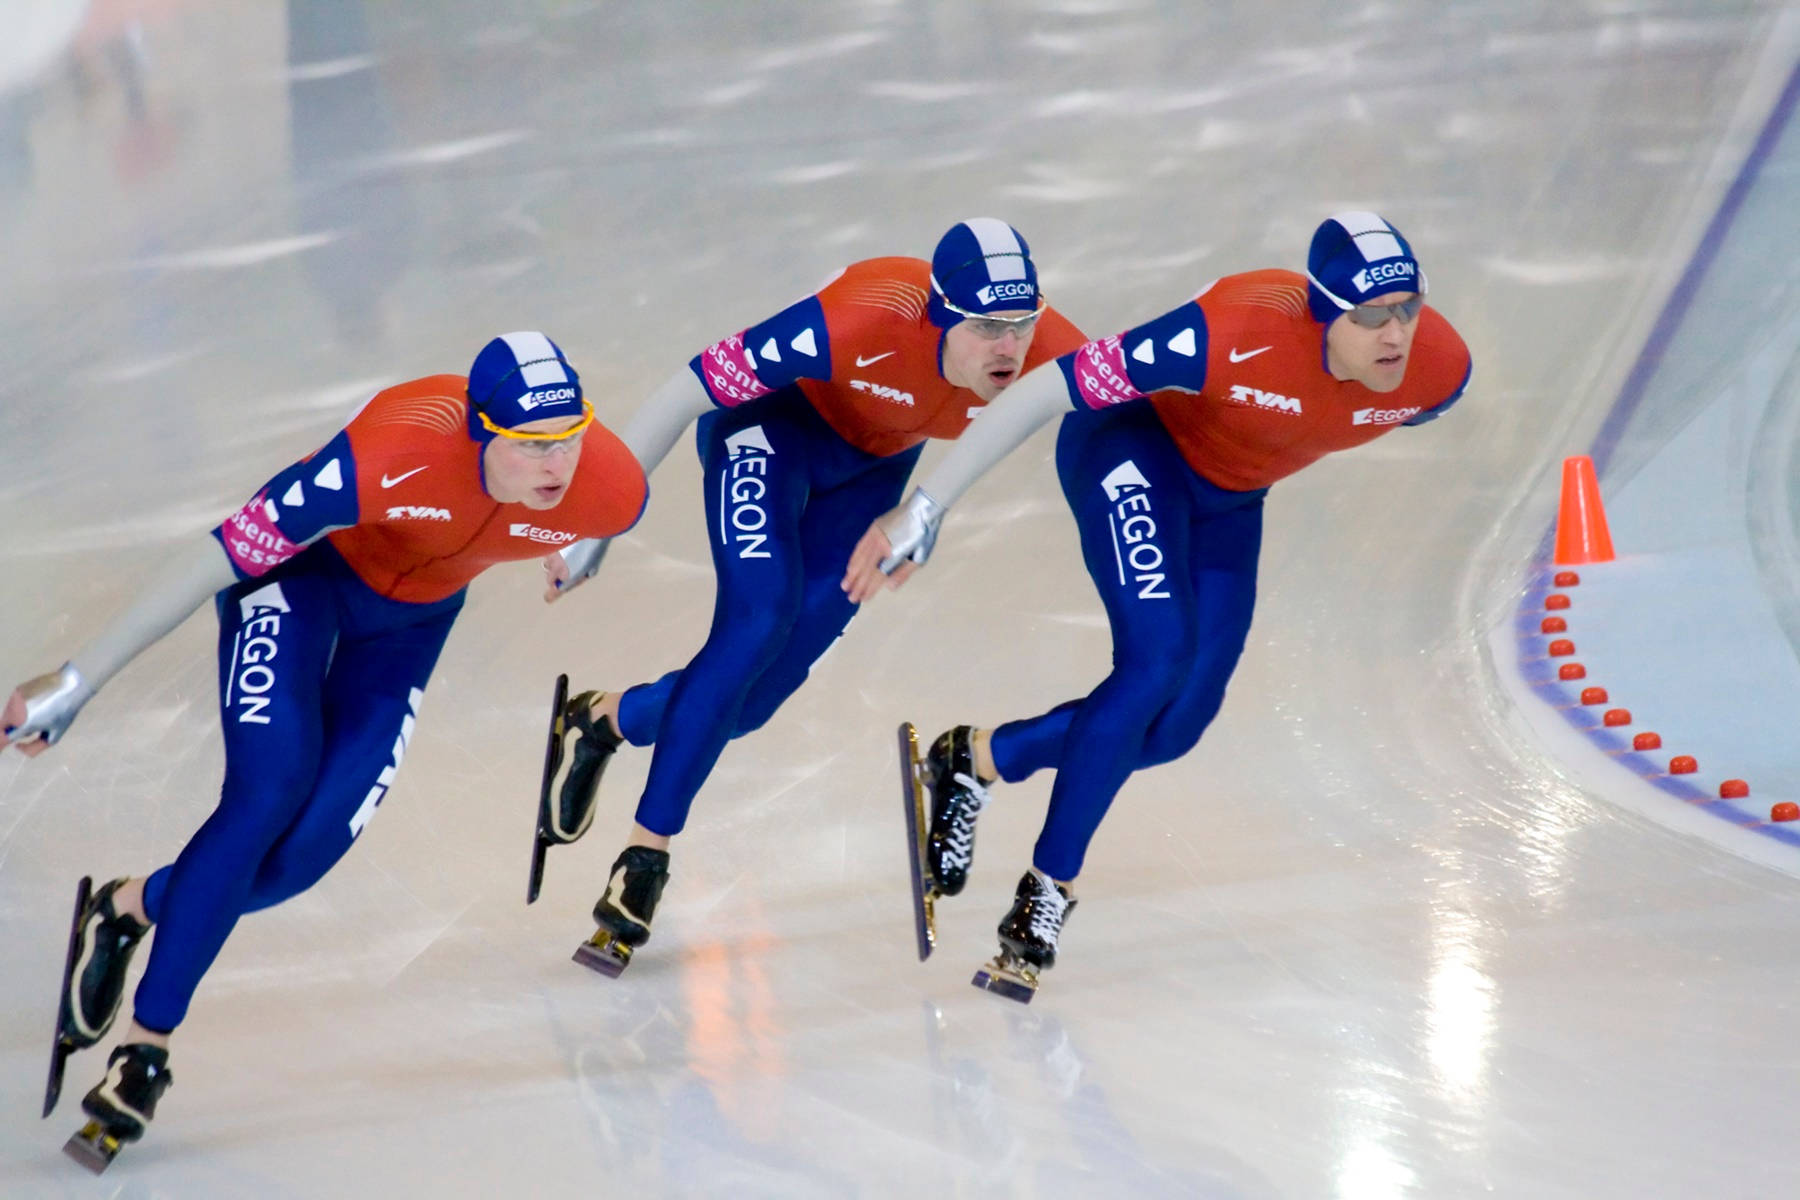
[558,538,611,588]
[876,489,947,573]
[7,662,91,747]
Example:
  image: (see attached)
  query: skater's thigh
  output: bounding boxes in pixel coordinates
[733,447,919,733]
[246,607,458,909]
[213,560,342,822]
[697,394,818,618]
[1138,497,1263,764]
[1055,407,1203,678]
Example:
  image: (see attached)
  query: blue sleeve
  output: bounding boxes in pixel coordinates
[249,427,361,543]
[1055,303,1210,408]
[687,295,832,405]
[1403,358,1473,426]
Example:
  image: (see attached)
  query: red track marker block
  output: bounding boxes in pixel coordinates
[1580,687,1608,705]
[1719,779,1749,800]
[1548,639,1575,657]
[1540,616,1567,633]
[1603,708,1631,726]
[1545,594,1571,611]
[1669,755,1698,775]
[1772,802,1799,822]
[1558,663,1586,681]
[1553,570,1581,587]
[1632,731,1662,751]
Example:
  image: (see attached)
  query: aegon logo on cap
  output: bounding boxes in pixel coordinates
[975,281,1036,306]
[517,386,579,411]
[1351,261,1416,294]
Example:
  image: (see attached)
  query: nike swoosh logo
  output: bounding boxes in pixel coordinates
[855,352,896,367]
[1228,346,1272,363]
[381,466,428,488]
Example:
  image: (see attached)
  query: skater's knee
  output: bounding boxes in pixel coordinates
[244,834,342,911]
[1139,687,1228,767]
[701,603,802,681]
[730,697,782,736]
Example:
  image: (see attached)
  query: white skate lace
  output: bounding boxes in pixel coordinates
[1026,874,1069,947]
[942,772,991,868]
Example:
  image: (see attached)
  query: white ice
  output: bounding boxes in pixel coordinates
[4,3,1800,1198]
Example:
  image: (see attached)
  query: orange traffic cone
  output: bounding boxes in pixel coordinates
[1554,455,1615,565]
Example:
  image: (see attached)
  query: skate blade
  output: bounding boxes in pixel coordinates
[44,876,94,1118]
[527,674,571,906]
[64,1121,123,1174]
[972,955,1039,1005]
[897,722,937,961]
[44,1039,78,1120]
[572,930,633,978]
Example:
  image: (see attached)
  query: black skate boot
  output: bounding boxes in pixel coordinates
[65,1043,172,1172]
[529,679,625,904]
[64,879,149,1050]
[551,689,623,841]
[573,846,670,978]
[973,870,1077,1005]
[46,877,150,1117]
[924,727,993,896]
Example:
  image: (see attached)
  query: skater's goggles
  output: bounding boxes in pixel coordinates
[1307,270,1426,329]
[479,402,596,457]
[1342,295,1424,329]
[937,294,1047,340]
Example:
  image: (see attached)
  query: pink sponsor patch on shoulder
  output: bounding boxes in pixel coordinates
[699,332,774,407]
[218,495,300,577]
[1070,335,1143,409]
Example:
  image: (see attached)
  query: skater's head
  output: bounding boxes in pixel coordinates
[1307,212,1426,394]
[930,218,1045,402]
[467,331,592,508]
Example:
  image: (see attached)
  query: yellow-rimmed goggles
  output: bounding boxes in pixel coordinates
[479,401,595,457]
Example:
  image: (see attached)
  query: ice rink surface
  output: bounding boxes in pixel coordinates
[4,2,1800,1197]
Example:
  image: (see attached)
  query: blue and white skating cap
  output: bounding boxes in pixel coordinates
[1305,212,1427,323]
[466,331,585,443]
[928,218,1042,328]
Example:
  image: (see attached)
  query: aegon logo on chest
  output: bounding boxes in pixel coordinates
[510,523,578,545]
[1228,384,1303,415]
[1352,406,1422,426]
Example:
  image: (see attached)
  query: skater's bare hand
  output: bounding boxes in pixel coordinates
[843,526,917,605]
[543,552,573,603]
[2,689,50,757]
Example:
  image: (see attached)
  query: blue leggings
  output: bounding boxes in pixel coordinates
[134,544,461,1031]
[989,403,1265,882]
[617,389,921,836]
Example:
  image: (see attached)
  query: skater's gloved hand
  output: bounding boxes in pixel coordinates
[544,538,611,603]
[842,489,943,604]
[2,663,91,755]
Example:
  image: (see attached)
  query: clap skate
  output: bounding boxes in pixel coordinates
[573,846,669,978]
[64,1043,172,1174]
[972,870,1076,1005]
[896,723,937,959]
[897,723,994,961]
[45,876,148,1118]
[528,675,623,903]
